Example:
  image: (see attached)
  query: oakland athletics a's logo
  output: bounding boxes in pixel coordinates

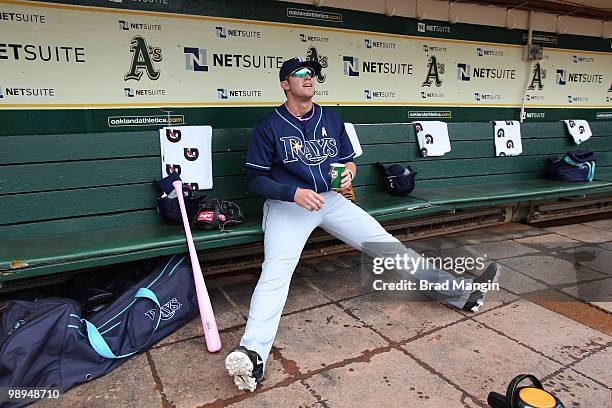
[125,36,162,81]
[280,136,338,165]
[306,47,327,83]
[422,56,444,87]
[527,63,546,91]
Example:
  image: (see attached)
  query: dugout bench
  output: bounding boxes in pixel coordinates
[1,120,612,289]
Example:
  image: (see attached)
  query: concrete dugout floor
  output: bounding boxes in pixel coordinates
[35,221,612,408]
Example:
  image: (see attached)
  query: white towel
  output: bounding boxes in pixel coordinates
[344,122,363,158]
[493,121,522,157]
[563,119,592,144]
[413,121,451,157]
[159,125,213,190]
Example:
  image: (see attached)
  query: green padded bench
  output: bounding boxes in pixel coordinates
[0,126,430,282]
[352,121,612,219]
[1,120,611,283]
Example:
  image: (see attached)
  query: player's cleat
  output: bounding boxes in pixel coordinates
[463,290,486,313]
[225,346,264,392]
[463,262,500,313]
[474,262,500,287]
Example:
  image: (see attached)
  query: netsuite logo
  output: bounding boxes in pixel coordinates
[343,56,359,76]
[300,33,329,43]
[215,26,262,39]
[216,88,262,99]
[525,94,544,101]
[556,69,603,86]
[457,63,516,81]
[423,44,447,53]
[124,87,166,97]
[184,47,283,71]
[420,91,444,99]
[417,22,450,33]
[474,92,501,101]
[457,63,470,81]
[476,47,503,57]
[119,20,162,30]
[572,55,595,63]
[567,95,588,103]
[0,85,56,98]
[364,89,396,99]
[342,55,412,77]
[184,47,208,72]
[364,38,396,49]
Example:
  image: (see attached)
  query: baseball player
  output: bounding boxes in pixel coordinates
[224,57,501,392]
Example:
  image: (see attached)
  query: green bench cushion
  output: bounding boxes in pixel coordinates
[411,179,612,205]
[2,120,611,282]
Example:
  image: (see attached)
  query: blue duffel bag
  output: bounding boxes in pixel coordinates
[543,150,596,182]
[0,255,198,407]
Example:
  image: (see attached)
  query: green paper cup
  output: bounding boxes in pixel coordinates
[330,163,346,191]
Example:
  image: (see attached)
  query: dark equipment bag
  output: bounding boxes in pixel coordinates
[543,150,596,182]
[0,255,198,407]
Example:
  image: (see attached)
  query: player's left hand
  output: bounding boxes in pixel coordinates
[340,170,353,190]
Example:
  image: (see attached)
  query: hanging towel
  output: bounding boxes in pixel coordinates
[562,119,592,144]
[344,122,363,158]
[413,121,451,157]
[493,121,523,157]
[159,125,213,190]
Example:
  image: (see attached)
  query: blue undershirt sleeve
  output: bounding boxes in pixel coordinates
[247,169,298,202]
[245,124,298,202]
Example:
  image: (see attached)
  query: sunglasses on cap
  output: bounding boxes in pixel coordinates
[288,67,315,79]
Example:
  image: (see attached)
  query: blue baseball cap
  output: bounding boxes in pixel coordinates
[279,57,322,81]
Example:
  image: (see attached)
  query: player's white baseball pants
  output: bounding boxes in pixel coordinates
[240,191,473,367]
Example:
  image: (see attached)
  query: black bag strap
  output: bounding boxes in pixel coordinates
[506,374,544,408]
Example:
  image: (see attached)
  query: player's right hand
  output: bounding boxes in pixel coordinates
[294,188,325,211]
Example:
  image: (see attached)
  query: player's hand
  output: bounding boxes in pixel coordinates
[340,170,353,190]
[294,188,325,211]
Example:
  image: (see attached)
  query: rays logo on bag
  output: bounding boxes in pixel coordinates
[280,136,338,165]
[166,128,181,142]
[166,164,181,175]
[145,298,182,321]
[184,148,199,161]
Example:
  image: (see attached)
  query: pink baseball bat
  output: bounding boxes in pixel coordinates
[173,180,221,352]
